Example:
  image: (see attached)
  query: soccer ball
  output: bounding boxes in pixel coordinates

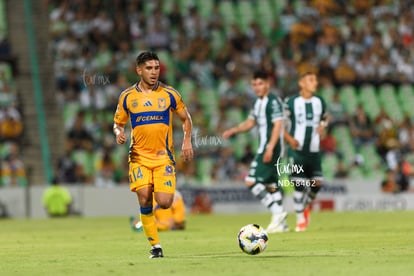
[237,224,268,255]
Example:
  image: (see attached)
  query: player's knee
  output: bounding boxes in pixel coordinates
[266,183,277,193]
[245,181,255,188]
[156,198,173,209]
[158,202,172,209]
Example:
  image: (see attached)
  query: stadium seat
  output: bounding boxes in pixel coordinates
[397,84,414,117]
[358,84,380,120]
[210,29,226,56]
[0,63,12,82]
[339,85,358,115]
[319,84,335,103]
[196,158,215,185]
[378,84,403,123]
[255,0,275,36]
[0,0,6,37]
[178,78,195,102]
[270,0,287,14]
[72,149,100,178]
[196,0,214,19]
[322,154,338,180]
[219,1,236,34]
[359,144,381,176]
[237,1,255,32]
[63,102,81,130]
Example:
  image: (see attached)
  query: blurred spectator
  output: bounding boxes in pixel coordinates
[381,169,399,193]
[0,37,17,75]
[191,190,212,214]
[333,59,357,86]
[42,178,72,217]
[240,144,255,165]
[66,110,94,150]
[349,105,375,151]
[1,142,27,186]
[397,115,414,153]
[0,106,23,142]
[376,112,398,163]
[57,141,82,183]
[321,127,344,161]
[334,160,349,179]
[328,93,348,128]
[94,149,118,187]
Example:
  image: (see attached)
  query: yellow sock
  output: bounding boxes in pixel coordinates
[140,213,160,246]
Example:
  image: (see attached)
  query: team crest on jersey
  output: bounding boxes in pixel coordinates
[164,165,173,176]
[158,98,166,108]
[131,99,138,109]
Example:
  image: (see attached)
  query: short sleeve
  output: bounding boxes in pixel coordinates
[271,97,284,122]
[114,92,129,125]
[169,88,186,113]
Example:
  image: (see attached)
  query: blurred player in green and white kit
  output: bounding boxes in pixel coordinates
[284,72,328,232]
[223,70,288,233]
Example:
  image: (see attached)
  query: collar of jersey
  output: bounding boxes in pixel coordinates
[135,81,160,92]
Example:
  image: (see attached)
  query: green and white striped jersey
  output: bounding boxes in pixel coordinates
[285,94,327,153]
[248,94,284,154]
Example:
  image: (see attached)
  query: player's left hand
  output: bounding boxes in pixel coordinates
[317,124,326,136]
[181,143,194,162]
[263,148,273,163]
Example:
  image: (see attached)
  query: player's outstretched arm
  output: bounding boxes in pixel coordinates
[222,118,256,140]
[176,108,194,162]
[113,123,126,144]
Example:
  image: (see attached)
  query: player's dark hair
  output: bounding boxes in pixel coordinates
[136,51,159,66]
[252,70,269,80]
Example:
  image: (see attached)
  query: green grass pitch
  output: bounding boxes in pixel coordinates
[1,211,413,276]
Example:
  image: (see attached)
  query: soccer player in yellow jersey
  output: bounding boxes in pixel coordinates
[113,52,193,258]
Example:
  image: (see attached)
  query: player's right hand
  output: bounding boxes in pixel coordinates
[222,129,234,140]
[116,132,127,144]
[289,139,299,150]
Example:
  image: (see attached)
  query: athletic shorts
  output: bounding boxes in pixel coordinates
[129,162,176,194]
[287,149,323,181]
[245,153,280,184]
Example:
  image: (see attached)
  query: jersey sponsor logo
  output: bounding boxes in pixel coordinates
[136,115,164,122]
[164,180,172,187]
[131,111,170,126]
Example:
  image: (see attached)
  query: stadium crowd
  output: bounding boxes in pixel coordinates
[0,5,27,187]
[46,0,414,192]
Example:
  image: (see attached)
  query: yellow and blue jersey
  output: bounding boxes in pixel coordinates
[114,81,186,167]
